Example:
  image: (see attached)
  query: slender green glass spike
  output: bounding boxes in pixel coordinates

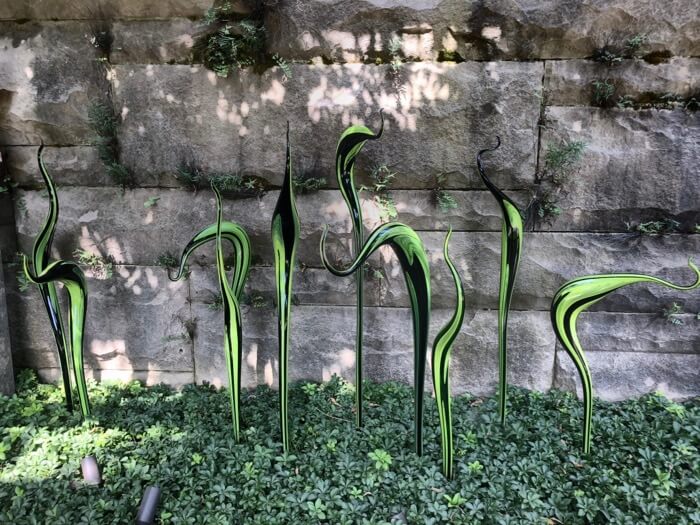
[271,122,300,452]
[477,137,523,425]
[551,259,700,454]
[167,195,251,441]
[321,222,430,455]
[431,228,465,479]
[213,185,245,442]
[31,145,73,410]
[23,257,90,419]
[334,110,384,427]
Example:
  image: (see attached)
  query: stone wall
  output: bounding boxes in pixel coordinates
[0,0,698,399]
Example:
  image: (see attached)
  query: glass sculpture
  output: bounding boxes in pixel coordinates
[551,260,700,453]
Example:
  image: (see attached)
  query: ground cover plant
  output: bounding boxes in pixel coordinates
[1,371,699,524]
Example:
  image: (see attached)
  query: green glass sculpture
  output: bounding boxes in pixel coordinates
[431,227,465,479]
[168,188,251,442]
[477,137,523,425]
[22,145,90,418]
[551,260,700,453]
[321,222,430,455]
[334,111,384,427]
[271,123,300,452]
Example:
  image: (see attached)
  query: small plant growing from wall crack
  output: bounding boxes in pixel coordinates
[432,174,457,213]
[243,293,267,309]
[662,302,684,325]
[73,249,114,279]
[196,2,292,78]
[88,102,134,189]
[362,164,398,221]
[388,36,403,73]
[592,33,648,65]
[625,34,648,55]
[207,292,224,311]
[144,196,160,208]
[293,174,326,194]
[176,162,204,192]
[539,140,586,184]
[156,252,179,270]
[525,140,586,229]
[16,269,31,293]
[210,173,269,198]
[592,79,616,107]
[626,218,680,236]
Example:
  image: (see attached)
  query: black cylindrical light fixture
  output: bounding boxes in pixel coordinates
[80,455,102,486]
[135,485,161,525]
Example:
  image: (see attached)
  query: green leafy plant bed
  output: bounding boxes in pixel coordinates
[1,372,699,524]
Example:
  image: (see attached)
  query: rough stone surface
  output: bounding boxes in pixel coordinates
[554,311,700,400]
[540,107,700,232]
[111,20,199,65]
[265,0,700,62]
[0,255,14,395]
[556,348,700,399]
[0,22,107,145]
[545,58,700,107]
[3,145,117,187]
[0,0,219,21]
[34,367,193,387]
[112,62,543,189]
[557,312,700,356]
[4,264,194,375]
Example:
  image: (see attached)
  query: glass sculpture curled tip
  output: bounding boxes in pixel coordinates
[23,256,91,419]
[320,221,431,456]
[167,221,251,301]
[271,121,300,452]
[431,227,465,479]
[477,136,523,426]
[332,109,384,428]
[551,259,700,454]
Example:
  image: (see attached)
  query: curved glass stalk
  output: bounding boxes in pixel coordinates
[477,137,523,425]
[168,197,251,441]
[23,257,90,418]
[551,260,700,454]
[31,145,73,410]
[168,222,251,301]
[431,228,465,478]
[271,122,300,452]
[334,111,384,427]
[214,185,245,441]
[321,222,430,455]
